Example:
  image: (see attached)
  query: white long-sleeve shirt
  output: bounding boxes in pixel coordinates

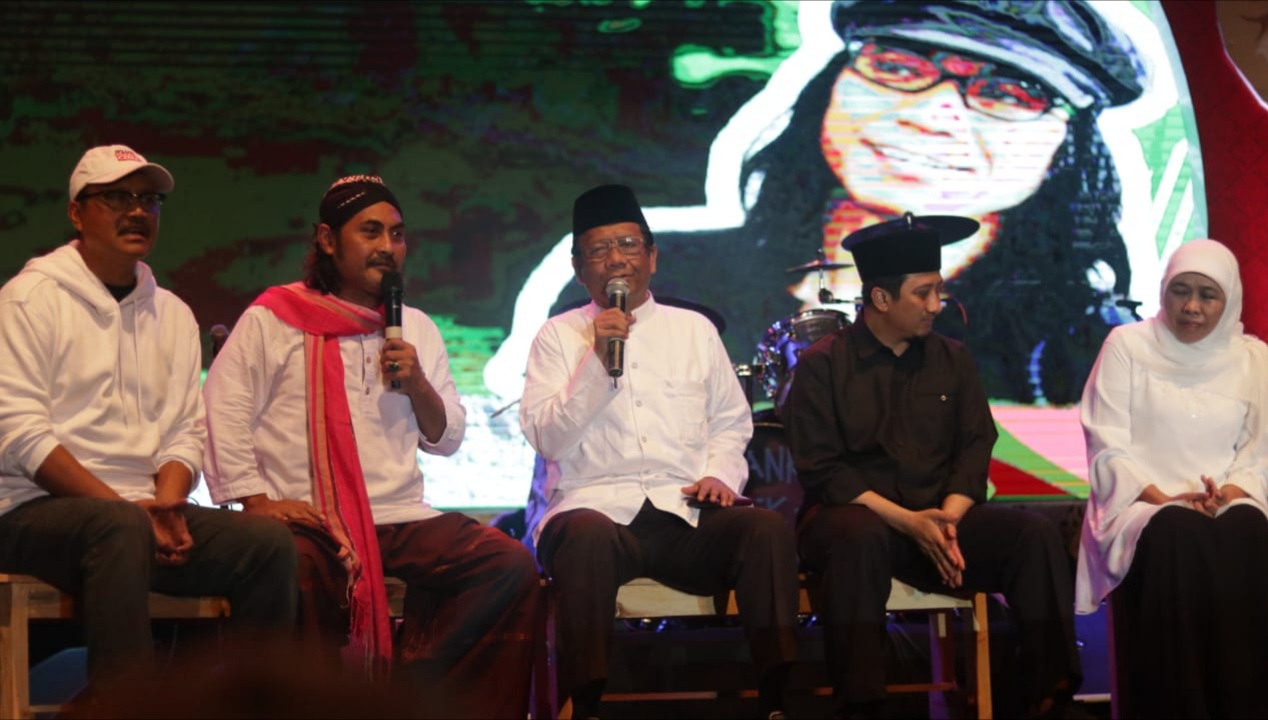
[202,302,466,526]
[1076,322,1268,614]
[0,243,205,515]
[520,295,753,543]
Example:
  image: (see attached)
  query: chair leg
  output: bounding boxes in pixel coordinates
[1,581,32,720]
[1107,595,1125,720]
[927,610,955,720]
[533,588,560,720]
[971,593,992,720]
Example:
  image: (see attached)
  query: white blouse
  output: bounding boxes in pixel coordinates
[1076,322,1268,614]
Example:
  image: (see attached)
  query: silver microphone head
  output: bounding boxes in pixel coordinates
[605,278,630,297]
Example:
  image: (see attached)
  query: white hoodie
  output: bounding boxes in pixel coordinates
[0,243,206,515]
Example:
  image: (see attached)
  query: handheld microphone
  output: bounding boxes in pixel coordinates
[209,324,229,360]
[381,270,404,390]
[605,278,629,379]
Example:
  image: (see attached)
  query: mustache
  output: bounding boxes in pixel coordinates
[118,221,151,235]
[368,255,397,270]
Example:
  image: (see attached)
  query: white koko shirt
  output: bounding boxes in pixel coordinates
[520,295,753,544]
[202,302,466,525]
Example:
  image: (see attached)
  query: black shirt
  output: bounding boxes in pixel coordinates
[784,312,997,513]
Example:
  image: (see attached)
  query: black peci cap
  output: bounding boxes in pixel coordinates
[843,212,979,282]
[572,184,651,250]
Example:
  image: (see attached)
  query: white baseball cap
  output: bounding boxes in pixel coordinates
[68,144,175,201]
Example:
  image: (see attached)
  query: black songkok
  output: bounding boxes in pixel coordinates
[572,184,651,249]
[319,175,402,229]
[843,213,979,282]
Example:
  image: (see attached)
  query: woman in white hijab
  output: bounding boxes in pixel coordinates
[1077,239,1268,719]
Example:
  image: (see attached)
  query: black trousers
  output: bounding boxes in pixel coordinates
[799,502,1080,713]
[537,499,800,696]
[1111,504,1268,720]
[0,496,298,691]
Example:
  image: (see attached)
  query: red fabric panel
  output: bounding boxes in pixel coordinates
[1162,0,1268,338]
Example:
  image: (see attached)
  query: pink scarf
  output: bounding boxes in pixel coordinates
[253,282,393,674]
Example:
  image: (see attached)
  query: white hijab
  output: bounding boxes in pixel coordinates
[1138,239,1253,386]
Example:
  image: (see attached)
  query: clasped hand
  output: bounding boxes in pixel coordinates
[135,498,193,566]
[904,508,966,588]
[1170,476,1249,517]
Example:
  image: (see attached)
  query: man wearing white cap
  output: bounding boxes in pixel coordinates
[0,145,297,698]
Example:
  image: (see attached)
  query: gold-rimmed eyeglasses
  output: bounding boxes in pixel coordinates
[580,236,647,262]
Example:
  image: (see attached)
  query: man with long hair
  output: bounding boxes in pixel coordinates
[203,175,540,719]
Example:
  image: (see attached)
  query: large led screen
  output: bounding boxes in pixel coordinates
[0,1,1204,509]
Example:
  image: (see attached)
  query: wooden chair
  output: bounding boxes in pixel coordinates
[0,574,411,720]
[0,573,230,719]
[533,575,992,719]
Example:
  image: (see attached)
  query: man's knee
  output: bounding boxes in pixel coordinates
[85,500,154,550]
[818,506,889,551]
[292,534,339,592]
[228,513,298,573]
[480,526,542,591]
[538,509,621,576]
[737,507,795,547]
[543,508,619,548]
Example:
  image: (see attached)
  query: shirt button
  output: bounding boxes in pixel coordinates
[635,400,643,407]
[365,387,371,395]
[641,436,648,443]
[632,362,638,369]
[366,358,372,364]
[940,394,947,402]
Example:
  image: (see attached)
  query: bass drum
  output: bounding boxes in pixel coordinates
[742,411,802,530]
[754,308,849,410]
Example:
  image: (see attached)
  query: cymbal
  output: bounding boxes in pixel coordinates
[785,258,853,274]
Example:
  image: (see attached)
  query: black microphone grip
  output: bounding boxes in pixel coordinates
[606,281,627,379]
[209,324,229,360]
[381,271,404,390]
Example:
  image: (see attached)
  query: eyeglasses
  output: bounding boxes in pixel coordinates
[580,236,647,262]
[78,190,166,213]
[849,40,1066,122]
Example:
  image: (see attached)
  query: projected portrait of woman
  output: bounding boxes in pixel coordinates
[488,0,1171,410]
[657,0,1147,405]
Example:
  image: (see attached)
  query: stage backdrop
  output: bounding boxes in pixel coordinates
[0,1,1216,510]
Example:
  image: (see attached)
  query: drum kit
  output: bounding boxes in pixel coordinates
[735,248,856,528]
[735,248,856,411]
